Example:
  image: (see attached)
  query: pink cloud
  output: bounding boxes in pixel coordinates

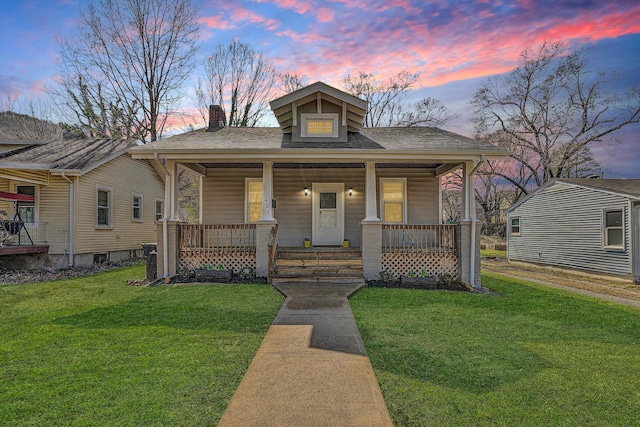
[316,7,334,23]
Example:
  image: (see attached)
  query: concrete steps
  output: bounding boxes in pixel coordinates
[271,247,364,285]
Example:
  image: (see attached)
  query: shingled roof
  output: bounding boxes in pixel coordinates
[130,126,507,155]
[0,138,136,174]
[557,178,640,199]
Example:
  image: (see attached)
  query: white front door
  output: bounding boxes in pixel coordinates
[312,183,344,246]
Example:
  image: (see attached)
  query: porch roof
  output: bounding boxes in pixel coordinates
[129,126,509,161]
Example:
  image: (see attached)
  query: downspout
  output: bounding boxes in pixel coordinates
[154,153,171,278]
[468,155,485,289]
[60,173,74,267]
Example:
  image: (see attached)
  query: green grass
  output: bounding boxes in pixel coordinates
[0,265,283,426]
[351,272,640,426]
[481,249,507,258]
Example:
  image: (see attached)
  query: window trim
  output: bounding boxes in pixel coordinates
[131,192,143,222]
[510,217,521,236]
[602,208,625,250]
[96,185,113,229]
[12,183,38,224]
[245,178,263,223]
[300,113,339,138]
[155,198,164,221]
[379,178,407,224]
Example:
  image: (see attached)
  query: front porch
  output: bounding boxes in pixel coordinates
[168,221,472,284]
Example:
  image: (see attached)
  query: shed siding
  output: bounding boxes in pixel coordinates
[508,183,632,276]
[75,156,164,254]
[201,167,440,247]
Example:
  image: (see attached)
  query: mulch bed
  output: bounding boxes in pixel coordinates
[0,260,141,286]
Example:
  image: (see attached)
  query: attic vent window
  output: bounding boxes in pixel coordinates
[301,113,338,138]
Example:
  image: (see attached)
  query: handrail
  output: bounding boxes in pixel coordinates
[267,224,279,283]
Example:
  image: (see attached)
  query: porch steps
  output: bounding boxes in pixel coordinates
[271,247,364,285]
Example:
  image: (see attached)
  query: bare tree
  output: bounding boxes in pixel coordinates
[396,97,458,128]
[196,40,278,127]
[50,0,200,142]
[472,41,640,194]
[342,71,456,128]
[280,72,307,94]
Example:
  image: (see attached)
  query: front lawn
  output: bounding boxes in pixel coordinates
[351,272,640,426]
[0,265,282,426]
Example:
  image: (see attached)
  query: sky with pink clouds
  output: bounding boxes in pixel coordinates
[0,0,639,177]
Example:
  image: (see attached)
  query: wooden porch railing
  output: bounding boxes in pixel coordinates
[179,224,256,254]
[382,224,459,254]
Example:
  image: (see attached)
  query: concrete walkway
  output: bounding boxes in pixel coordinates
[217,283,393,427]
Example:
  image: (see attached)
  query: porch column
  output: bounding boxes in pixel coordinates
[165,160,180,221]
[362,160,382,280]
[364,161,379,221]
[459,161,481,288]
[257,161,277,277]
[260,161,275,221]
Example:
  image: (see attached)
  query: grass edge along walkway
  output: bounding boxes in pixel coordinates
[351,272,640,427]
[0,264,283,427]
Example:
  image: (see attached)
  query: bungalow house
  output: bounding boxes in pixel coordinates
[130,82,509,288]
[0,138,165,269]
[506,178,640,282]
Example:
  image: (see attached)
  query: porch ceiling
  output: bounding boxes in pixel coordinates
[190,161,460,177]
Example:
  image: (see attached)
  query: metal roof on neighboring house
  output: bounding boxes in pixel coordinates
[0,138,136,174]
[507,178,640,213]
[556,178,640,199]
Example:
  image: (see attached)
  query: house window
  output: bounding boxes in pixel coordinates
[603,209,624,249]
[380,178,406,223]
[16,185,36,223]
[510,217,520,235]
[96,185,113,228]
[301,113,339,138]
[155,199,164,221]
[132,193,143,221]
[245,179,263,223]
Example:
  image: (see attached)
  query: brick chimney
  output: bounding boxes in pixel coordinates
[207,105,226,131]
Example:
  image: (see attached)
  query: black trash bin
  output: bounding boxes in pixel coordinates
[146,250,157,282]
[142,243,158,282]
[142,243,157,257]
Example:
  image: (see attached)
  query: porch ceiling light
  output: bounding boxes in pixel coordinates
[304,187,308,196]
[349,187,353,197]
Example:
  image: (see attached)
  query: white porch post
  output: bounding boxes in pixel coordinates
[256,161,277,277]
[362,160,382,280]
[364,161,379,221]
[164,160,180,221]
[158,159,180,278]
[461,162,470,221]
[260,160,275,221]
[459,160,481,289]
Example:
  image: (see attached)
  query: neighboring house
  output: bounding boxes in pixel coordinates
[0,138,165,269]
[507,178,640,282]
[130,82,509,288]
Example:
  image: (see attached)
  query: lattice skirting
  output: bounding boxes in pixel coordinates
[179,251,256,274]
[381,252,459,279]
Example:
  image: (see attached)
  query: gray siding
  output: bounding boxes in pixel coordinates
[508,182,632,276]
[201,167,441,247]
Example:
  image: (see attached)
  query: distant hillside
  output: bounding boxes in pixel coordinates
[0,111,63,140]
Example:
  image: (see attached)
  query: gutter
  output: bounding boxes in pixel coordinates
[60,172,75,267]
[468,155,485,289]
